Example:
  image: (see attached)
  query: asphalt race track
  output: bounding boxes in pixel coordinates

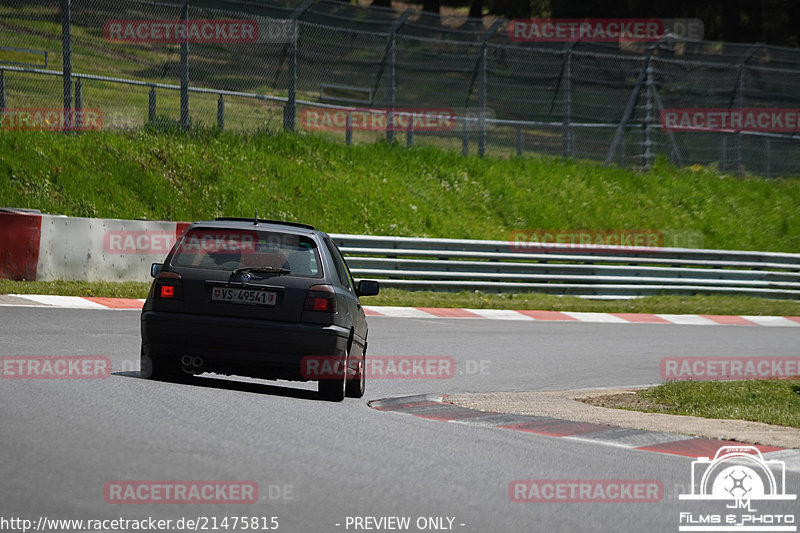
[1,306,799,532]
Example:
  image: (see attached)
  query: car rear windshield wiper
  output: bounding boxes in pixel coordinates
[232,266,291,275]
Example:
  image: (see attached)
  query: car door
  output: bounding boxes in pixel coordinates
[323,237,368,348]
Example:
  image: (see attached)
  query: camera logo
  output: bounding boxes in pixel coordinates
[680,446,795,502]
[678,446,796,532]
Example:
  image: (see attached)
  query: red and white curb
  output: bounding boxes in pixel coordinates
[1,295,147,309]
[1,295,799,327]
[369,394,800,472]
[366,307,800,326]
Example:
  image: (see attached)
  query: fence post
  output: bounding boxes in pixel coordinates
[284,0,316,132]
[284,20,298,132]
[179,2,189,130]
[765,137,771,178]
[217,94,224,131]
[721,135,727,168]
[148,86,156,124]
[0,70,5,112]
[642,60,654,170]
[61,0,72,132]
[74,78,82,130]
[478,42,487,157]
[735,64,743,174]
[386,10,411,144]
[604,42,659,167]
[461,119,468,156]
[562,44,572,158]
[651,85,684,168]
[731,44,762,175]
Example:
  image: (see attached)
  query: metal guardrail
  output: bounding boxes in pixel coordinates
[0,46,48,69]
[329,234,800,299]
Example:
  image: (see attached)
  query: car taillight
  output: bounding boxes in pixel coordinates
[155,271,183,299]
[304,285,337,313]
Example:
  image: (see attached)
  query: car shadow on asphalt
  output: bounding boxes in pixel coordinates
[113,371,322,401]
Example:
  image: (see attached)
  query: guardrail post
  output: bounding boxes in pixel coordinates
[148,86,156,124]
[217,94,224,131]
[345,111,352,145]
[179,2,189,130]
[74,78,82,130]
[61,0,72,133]
[516,127,523,156]
[406,120,413,147]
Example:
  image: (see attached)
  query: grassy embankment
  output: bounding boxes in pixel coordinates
[1,129,799,316]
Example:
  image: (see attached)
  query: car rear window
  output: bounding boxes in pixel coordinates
[170,227,322,277]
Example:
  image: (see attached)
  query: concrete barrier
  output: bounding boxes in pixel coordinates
[0,209,189,282]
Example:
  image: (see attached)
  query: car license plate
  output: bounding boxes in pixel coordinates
[211,287,276,306]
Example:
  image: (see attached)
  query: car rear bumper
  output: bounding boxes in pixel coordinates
[141,310,351,380]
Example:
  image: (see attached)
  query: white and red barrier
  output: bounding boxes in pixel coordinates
[0,210,190,281]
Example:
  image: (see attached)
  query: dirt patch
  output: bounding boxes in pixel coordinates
[579,392,664,411]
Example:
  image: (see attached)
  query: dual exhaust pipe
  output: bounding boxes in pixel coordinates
[180,354,205,374]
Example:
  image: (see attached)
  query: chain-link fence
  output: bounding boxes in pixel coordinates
[2,0,799,176]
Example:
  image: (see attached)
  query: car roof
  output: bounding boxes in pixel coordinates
[186,219,326,238]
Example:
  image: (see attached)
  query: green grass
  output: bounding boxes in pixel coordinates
[2,281,799,316]
[2,129,800,252]
[634,380,800,429]
[0,280,148,299]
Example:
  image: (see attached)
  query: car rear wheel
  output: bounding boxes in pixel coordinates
[318,354,347,402]
[140,347,183,382]
[345,353,365,398]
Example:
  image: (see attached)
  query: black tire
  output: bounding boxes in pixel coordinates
[140,348,182,382]
[345,352,365,398]
[318,354,347,402]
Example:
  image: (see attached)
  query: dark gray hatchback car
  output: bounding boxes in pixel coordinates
[140,218,379,401]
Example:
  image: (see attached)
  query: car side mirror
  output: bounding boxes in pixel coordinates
[356,279,379,297]
[150,263,163,278]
